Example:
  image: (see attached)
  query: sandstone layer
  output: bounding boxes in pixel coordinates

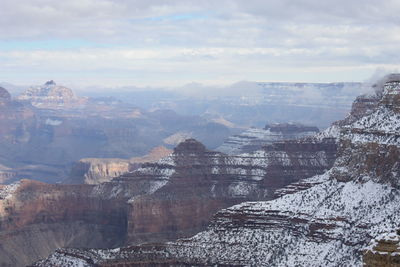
[364,232,400,267]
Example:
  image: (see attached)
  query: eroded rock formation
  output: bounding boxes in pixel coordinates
[32,74,400,266]
[67,146,172,184]
[0,132,336,266]
[17,80,86,109]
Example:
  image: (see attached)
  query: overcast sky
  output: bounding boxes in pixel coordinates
[0,0,399,88]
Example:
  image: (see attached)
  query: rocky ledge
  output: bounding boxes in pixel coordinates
[217,122,319,154]
[364,231,400,267]
[67,146,172,184]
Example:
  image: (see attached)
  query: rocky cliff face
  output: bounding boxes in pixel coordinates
[69,159,131,185]
[0,180,128,267]
[217,123,319,154]
[363,232,400,267]
[125,136,335,244]
[68,146,172,185]
[33,74,400,266]
[0,132,336,266]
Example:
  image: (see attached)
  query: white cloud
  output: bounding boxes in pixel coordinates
[0,0,399,86]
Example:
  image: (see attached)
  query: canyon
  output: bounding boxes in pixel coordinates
[0,130,336,266]
[0,82,234,184]
[31,74,400,266]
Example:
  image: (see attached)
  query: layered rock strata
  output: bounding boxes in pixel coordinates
[33,75,400,266]
[364,232,400,267]
[68,146,172,184]
[217,123,319,154]
[0,132,336,266]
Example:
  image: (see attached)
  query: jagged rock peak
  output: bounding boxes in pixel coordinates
[173,138,207,154]
[44,80,56,86]
[0,87,11,100]
[264,122,319,133]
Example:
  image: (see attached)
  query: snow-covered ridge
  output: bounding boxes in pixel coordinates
[217,123,319,155]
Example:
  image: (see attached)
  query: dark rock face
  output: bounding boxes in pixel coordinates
[0,180,128,267]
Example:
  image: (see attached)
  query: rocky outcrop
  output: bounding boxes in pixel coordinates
[217,123,319,154]
[364,232,400,267]
[33,74,400,266]
[68,146,172,184]
[17,80,87,109]
[69,159,131,185]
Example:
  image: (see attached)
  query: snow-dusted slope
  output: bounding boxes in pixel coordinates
[32,75,400,266]
[217,123,319,155]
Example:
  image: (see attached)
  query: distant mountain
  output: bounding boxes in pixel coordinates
[87,81,366,128]
[17,80,87,108]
